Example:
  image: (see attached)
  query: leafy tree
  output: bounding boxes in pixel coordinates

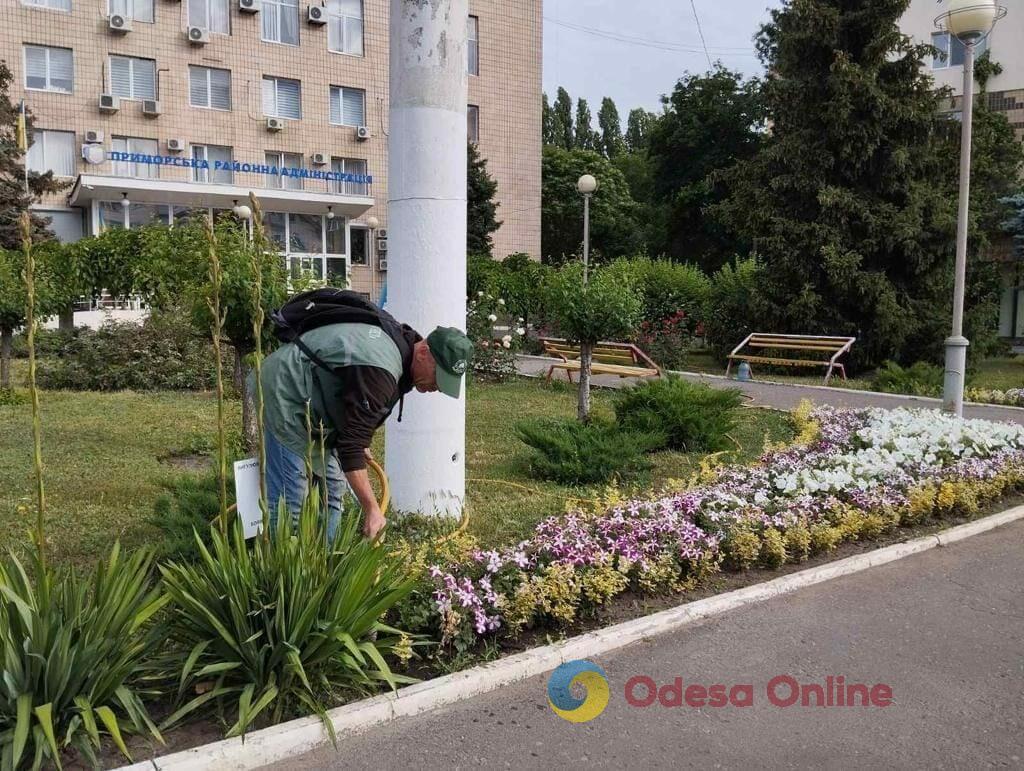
[553,87,574,149]
[541,145,645,264]
[543,262,641,421]
[598,97,625,158]
[712,0,966,370]
[542,92,558,146]
[1003,192,1024,260]
[574,98,600,151]
[647,65,764,272]
[625,108,656,153]
[0,242,66,388]
[467,142,501,256]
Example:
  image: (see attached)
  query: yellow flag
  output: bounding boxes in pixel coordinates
[16,100,28,153]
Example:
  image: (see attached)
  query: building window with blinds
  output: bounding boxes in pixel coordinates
[468,15,479,75]
[327,0,363,56]
[189,66,231,110]
[467,104,479,144]
[262,0,299,45]
[188,0,229,33]
[265,151,303,190]
[24,45,73,93]
[21,0,72,11]
[329,86,365,127]
[109,0,154,22]
[192,144,233,184]
[331,157,368,196]
[26,130,76,177]
[111,136,159,178]
[109,56,156,100]
[262,76,301,119]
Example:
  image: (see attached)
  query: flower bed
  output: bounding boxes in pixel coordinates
[404,405,1024,650]
[965,387,1024,408]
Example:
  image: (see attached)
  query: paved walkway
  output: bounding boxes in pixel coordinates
[266,519,1024,770]
[517,356,1024,426]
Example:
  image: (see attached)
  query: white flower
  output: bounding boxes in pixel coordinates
[502,340,511,349]
[516,327,526,336]
[497,298,505,306]
[487,314,497,322]
[501,334,512,343]
[477,291,484,297]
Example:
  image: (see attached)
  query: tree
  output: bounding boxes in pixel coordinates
[598,97,625,158]
[647,65,765,272]
[0,242,66,388]
[553,87,574,149]
[574,98,600,151]
[1003,192,1024,260]
[544,262,641,421]
[542,92,558,146]
[625,108,656,153]
[712,0,965,370]
[0,62,68,250]
[541,145,645,264]
[467,142,501,256]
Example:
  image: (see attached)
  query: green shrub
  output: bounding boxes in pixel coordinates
[0,387,27,406]
[11,328,75,359]
[514,417,663,485]
[158,495,416,738]
[702,257,765,360]
[872,360,943,397]
[36,308,227,391]
[614,376,743,453]
[607,256,710,328]
[0,545,167,769]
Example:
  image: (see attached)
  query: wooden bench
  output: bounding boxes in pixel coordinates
[540,338,660,383]
[725,333,856,384]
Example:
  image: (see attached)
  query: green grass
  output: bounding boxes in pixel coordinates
[0,377,793,566]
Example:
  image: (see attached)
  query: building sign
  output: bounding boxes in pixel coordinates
[106,151,372,186]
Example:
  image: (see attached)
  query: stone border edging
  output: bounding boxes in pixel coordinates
[119,504,1024,771]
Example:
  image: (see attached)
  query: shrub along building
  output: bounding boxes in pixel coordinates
[2,0,541,310]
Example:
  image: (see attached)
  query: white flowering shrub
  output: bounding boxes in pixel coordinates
[467,291,526,382]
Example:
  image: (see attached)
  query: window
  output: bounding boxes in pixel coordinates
[467,15,479,76]
[111,136,159,178]
[262,76,301,119]
[262,0,299,45]
[109,56,156,100]
[21,0,71,10]
[331,157,368,196]
[109,0,153,22]
[467,104,479,144]
[99,201,127,230]
[349,227,368,265]
[288,213,322,253]
[265,151,303,190]
[26,130,75,177]
[326,217,345,255]
[931,31,987,69]
[329,86,365,126]
[189,66,231,110]
[129,203,168,227]
[326,257,348,286]
[264,211,287,250]
[24,45,73,93]
[192,144,233,184]
[327,0,363,55]
[188,0,229,33]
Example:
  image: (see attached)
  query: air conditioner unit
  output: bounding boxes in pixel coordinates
[108,13,131,32]
[186,26,209,44]
[99,94,121,113]
[142,99,162,117]
[307,5,326,24]
[266,116,285,132]
[376,237,388,252]
[84,129,104,144]
[239,0,258,12]
[378,258,388,271]
[376,228,387,239]
[355,126,371,141]
[167,138,186,152]
[311,152,327,165]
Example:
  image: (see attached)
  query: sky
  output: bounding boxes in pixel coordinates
[542,0,783,121]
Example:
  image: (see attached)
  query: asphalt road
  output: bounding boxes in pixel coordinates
[265,520,1024,770]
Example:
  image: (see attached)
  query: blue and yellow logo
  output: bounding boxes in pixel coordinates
[547,659,610,723]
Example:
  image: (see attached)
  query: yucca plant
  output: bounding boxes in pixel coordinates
[0,544,168,769]
[158,494,417,739]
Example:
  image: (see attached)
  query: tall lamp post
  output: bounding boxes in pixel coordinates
[935,0,1006,416]
[577,174,598,284]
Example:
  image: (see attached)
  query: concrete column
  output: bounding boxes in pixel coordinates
[385,0,468,517]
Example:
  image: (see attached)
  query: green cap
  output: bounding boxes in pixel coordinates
[427,326,473,399]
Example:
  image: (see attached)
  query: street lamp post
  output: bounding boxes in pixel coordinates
[577,174,598,284]
[935,0,1006,416]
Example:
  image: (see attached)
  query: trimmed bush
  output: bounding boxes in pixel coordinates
[614,376,743,453]
[606,256,710,328]
[872,360,943,397]
[701,257,765,360]
[514,416,664,485]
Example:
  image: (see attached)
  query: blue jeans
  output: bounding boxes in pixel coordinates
[264,426,349,540]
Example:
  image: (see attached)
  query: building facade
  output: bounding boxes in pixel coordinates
[2,0,541,304]
[899,0,1024,346]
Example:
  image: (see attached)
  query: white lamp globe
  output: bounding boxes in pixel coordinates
[366,215,380,229]
[233,204,252,220]
[577,174,598,195]
[120,195,130,209]
[944,0,998,40]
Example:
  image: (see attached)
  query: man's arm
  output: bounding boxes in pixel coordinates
[344,466,385,540]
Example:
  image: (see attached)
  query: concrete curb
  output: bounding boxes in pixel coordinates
[119,504,1024,771]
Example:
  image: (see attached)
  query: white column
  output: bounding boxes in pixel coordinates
[385,0,468,517]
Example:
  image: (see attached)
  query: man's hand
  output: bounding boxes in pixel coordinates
[364,448,374,462]
[363,504,386,540]
[345,465,386,541]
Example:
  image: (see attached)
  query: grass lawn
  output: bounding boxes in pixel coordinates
[0,377,793,567]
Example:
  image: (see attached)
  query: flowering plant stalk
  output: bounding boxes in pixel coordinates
[204,215,229,529]
[20,213,46,566]
[248,193,270,537]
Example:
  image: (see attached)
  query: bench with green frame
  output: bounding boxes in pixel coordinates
[540,338,661,382]
[725,333,856,384]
